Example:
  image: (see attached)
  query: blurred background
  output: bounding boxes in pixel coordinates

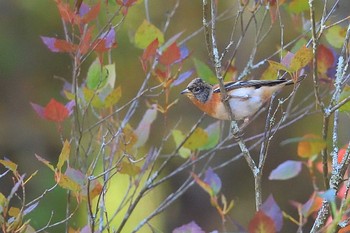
[1,0,350,232]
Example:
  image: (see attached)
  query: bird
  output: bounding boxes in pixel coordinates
[181,75,306,121]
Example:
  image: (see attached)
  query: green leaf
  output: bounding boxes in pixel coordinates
[104,63,116,89]
[172,130,191,158]
[286,0,309,14]
[86,59,109,90]
[193,58,217,84]
[199,121,220,150]
[325,25,346,49]
[183,127,208,150]
[134,20,164,49]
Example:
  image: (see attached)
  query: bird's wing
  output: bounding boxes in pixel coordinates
[213,80,288,93]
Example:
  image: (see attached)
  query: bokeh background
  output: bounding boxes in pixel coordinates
[1,0,350,232]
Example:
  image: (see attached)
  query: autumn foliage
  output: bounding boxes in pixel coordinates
[2,1,350,233]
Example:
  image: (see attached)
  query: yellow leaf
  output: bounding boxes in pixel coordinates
[261,64,278,80]
[268,60,291,73]
[289,46,313,72]
[172,130,191,158]
[35,154,55,171]
[57,140,70,172]
[83,87,104,108]
[183,128,208,150]
[297,134,326,158]
[119,161,141,176]
[57,174,81,192]
[8,207,20,217]
[0,192,6,206]
[0,159,17,173]
[104,86,122,108]
[64,90,75,101]
[134,20,164,49]
[121,124,138,153]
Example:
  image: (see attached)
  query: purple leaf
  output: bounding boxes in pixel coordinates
[65,100,75,116]
[179,45,190,60]
[172,70,193,87]
[78,3,90,17]
[30,102,45,119]
[269,160,302,180]
[261,195,283,231]
[100,28,116,49]
[203,167,221,195]
[133,104,157,149]
[41,36,59,52]
[319,189,336,202]
[173,221,205,233]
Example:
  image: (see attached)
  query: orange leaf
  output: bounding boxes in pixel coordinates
[301,192,323,217]
[248,211,276,233]
[192,172,215,197]
[297,134,326,158]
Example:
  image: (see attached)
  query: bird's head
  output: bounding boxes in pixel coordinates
[181,78,213,103]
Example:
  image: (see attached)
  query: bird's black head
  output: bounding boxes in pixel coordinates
[181,78,213,103]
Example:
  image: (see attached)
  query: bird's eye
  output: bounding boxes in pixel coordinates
[192,86,201,93]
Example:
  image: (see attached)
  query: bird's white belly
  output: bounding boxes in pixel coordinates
[228,88,264,120]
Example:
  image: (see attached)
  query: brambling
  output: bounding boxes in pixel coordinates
[181,75,306,121]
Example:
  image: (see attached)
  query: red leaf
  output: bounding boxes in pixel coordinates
[93,28,117,53]
[56,0,75,23]
[54,39,76,53]
[41,36,76,53]
[116,0,138,7]
[79,26,94,55]
[317,44,335,75]
[44,99,69,122]
[81,2,101,24]
[159,42,181,66]
[248,211,276,233]
[142,38,159,62]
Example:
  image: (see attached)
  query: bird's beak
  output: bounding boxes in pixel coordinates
[181,89,190,95]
